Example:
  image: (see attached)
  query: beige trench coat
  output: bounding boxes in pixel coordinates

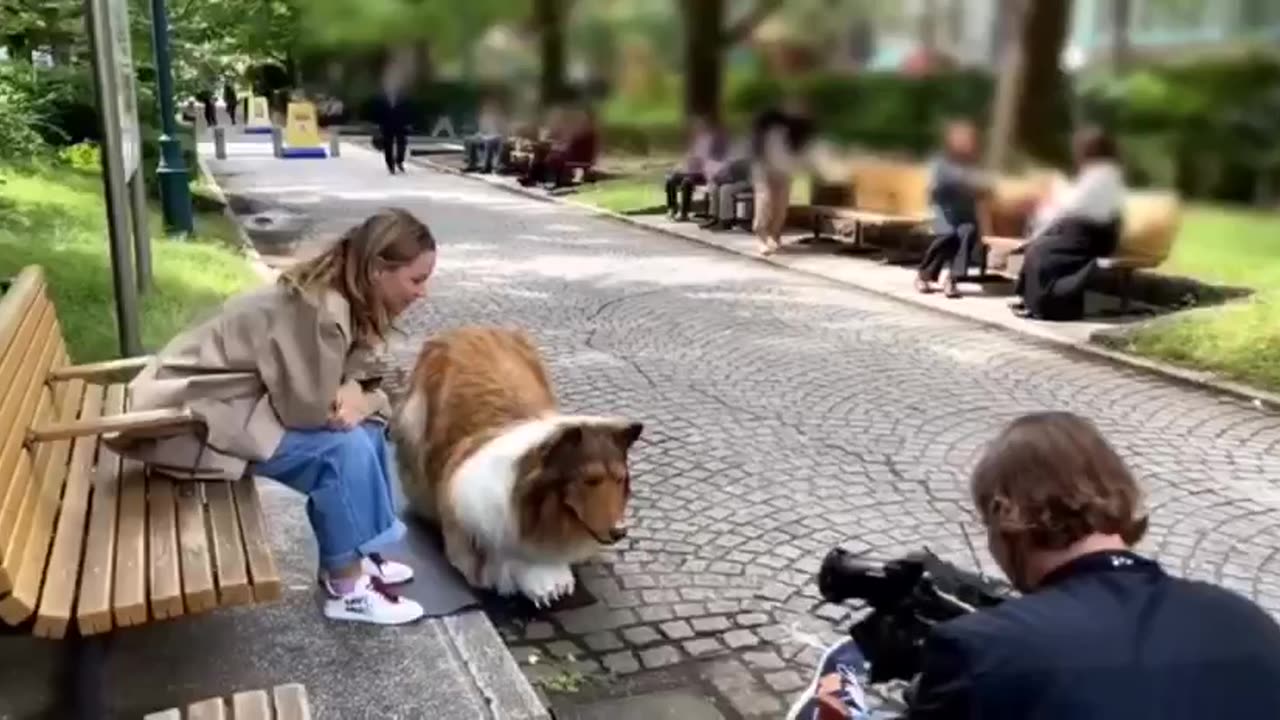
[105,283,391,481]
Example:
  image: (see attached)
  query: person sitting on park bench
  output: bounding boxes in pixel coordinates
[106,208,438,626]
[463,98,509,174]
[916,120,996,298]
[1012,127,1126,321]
[699,139,753,231]
[665,116,728,221]
[520,105,599,189]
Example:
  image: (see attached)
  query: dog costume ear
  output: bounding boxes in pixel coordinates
[541,424,584,464]
[614,420,643,450]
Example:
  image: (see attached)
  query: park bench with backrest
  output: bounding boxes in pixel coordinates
[0,265,285,718]
[981,188,1183,313]
[806,158,934,256]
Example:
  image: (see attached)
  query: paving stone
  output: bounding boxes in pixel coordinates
[639,644,683,669]
[602,650,640,675]
[584,631,624,652]
[621,626,662,646]
[524,621,556,641]
[682,638,724,657]
[690,616,732,634]
[742,649,787,671]
[735,613,769,628]
[723,629,760,649]
[659,620,695,640]
[763,670,809,694]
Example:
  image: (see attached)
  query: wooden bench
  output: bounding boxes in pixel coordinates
[0,265,283,719]
[981,190,1182,313]
[145,683,311,720]
[808,158,934,256]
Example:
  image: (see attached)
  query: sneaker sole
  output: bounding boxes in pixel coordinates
[323,606,425,626]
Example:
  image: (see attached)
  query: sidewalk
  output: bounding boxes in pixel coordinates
[414,155,1280,412]
[0,130,549,719]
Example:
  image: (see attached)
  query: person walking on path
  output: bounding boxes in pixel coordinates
[373,81,414,175]
[106,208,438,626]
[223,81,239,125]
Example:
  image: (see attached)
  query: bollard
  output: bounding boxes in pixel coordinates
[271,126,283,158]
[328,128,341,158]
[213,126,227,159]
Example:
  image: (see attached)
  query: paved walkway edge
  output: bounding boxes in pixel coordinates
[196,150,278,283]
[413,154,1279,414]
[198,144,552,720]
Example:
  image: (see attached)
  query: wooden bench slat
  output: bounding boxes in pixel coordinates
[233,478,282,603]
[177,482,217,614]
[0,374,78,624]
[232,689,272,720]
[0,307,61,595]
[273,683,312,720]
[148,474,184,620]
[0,267,42,355]
[76,384,125,634]
[187,697,228,720]
[207,482,252,606]
[34,383,104,638]
[112,455,149,626]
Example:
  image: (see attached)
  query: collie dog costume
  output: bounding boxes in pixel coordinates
[393,327,642,607]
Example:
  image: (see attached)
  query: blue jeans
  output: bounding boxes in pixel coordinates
[253,421,406,572]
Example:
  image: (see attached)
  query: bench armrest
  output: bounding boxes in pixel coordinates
[49,356,154,382]
[28,408,197,444]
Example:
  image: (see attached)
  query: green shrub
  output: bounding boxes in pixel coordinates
[57,141,102,172]
[0,70,48,162]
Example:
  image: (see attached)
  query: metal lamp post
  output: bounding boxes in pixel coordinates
[149,0,194,235]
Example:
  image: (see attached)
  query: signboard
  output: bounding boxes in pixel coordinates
[246,96,273,134]
[280,101,327,159]
[284,102,322,148]
[106,0,140,177]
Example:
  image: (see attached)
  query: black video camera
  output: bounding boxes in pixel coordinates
[818,547,1016,684]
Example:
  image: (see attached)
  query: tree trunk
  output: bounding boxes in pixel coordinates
[683,0,725,124]
[1015,0,1073,166]
[986,0,1027,170]
[535,0,567,107]
[1111,0,1131,73]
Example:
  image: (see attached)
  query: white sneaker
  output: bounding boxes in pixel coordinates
[364,553,414,585]
[323,575,425,625]
[319,554,414,596]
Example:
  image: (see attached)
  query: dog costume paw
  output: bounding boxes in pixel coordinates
[514,563,576,608]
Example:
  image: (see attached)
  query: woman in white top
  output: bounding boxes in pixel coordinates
[1013,127,1127,321]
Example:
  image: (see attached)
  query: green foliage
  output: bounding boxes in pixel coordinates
[728,69,994,155]
[0,67,48,162]
[57,142,102,172]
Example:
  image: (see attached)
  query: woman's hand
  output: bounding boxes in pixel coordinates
[329,380,369,430]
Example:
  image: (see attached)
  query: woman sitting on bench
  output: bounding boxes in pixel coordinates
[1012,127,1126,321]
[108,209,437,626]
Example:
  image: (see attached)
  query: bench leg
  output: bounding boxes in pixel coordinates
[58,631,111,720]
[1117,269,1133,315]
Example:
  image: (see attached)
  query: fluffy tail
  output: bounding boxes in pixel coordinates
[391,384,436,519]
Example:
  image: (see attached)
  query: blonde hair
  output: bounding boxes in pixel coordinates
[279,208,435,346]
[971,412,1148,550]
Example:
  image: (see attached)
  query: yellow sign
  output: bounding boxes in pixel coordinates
[283,101,322,148]
[246,95,271,130]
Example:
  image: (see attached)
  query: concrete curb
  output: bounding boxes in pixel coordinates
[196,150,278,283]
[411,153,1279,415]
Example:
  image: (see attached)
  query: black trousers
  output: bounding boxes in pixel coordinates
[665,171,706,217]
[381,129,407,172]
[919,222,981,282]
[226,101,237,124]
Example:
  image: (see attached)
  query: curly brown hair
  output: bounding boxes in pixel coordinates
[971,412,1148,551]
[279,208,435,347]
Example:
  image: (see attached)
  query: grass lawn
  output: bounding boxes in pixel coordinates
[0,164,260,363]
[1127,205,1280,393]
[573,158,812,215]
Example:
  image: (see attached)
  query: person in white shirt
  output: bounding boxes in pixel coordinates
[1013,127,1127,321]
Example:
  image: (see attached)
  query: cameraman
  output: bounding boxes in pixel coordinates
[791,411,1280,719]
